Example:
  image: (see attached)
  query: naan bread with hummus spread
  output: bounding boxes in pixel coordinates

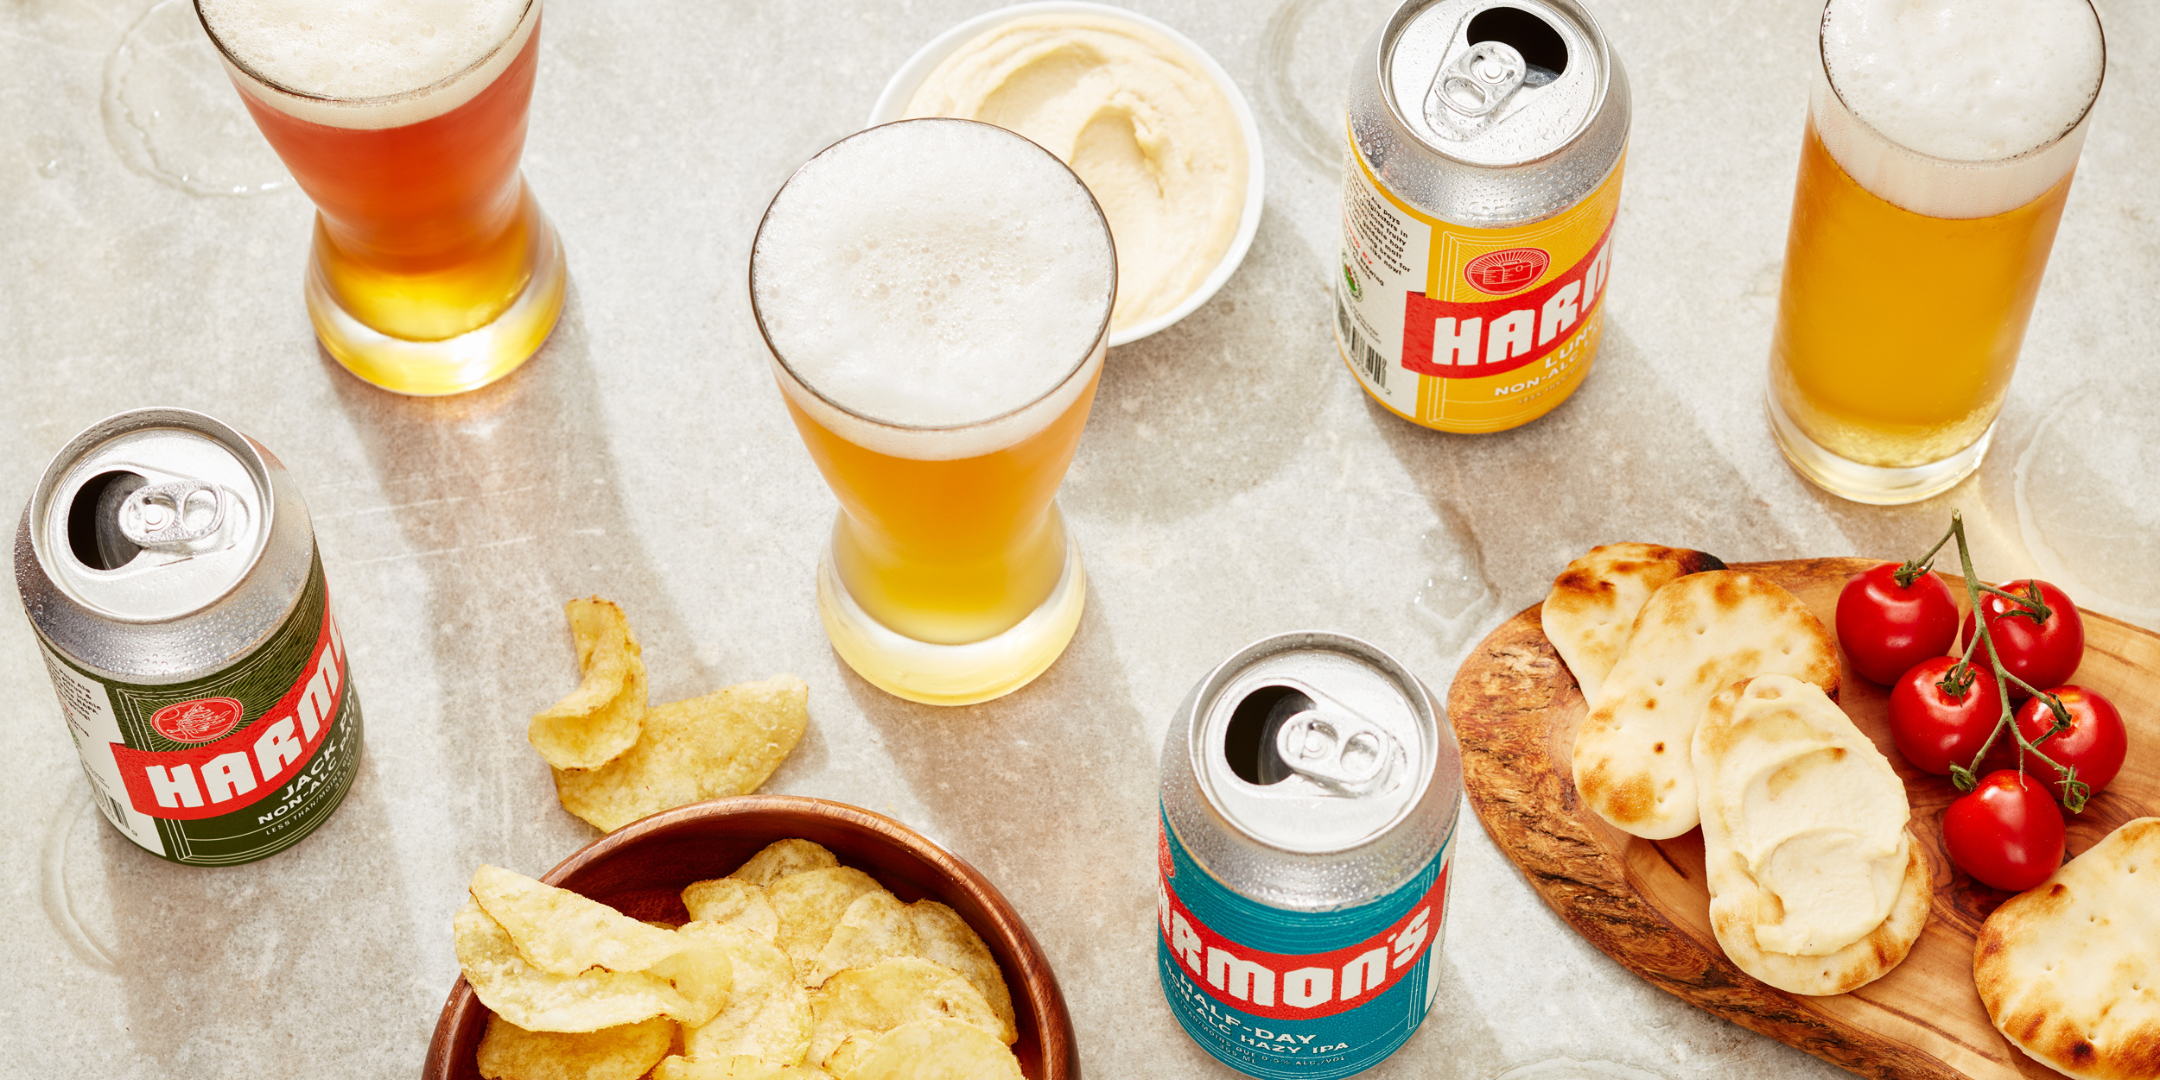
[1975,817,2160,1080]
[1542,543,1726,706]
[1573,571,1839,839]
[1693,675,1930,995]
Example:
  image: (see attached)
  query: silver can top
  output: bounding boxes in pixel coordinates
[1384,0,1608,167]
[25,409,273,623]
[1193,633,1439,855]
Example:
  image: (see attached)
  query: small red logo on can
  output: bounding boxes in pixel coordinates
[151,697,244,743]
[1464,247,1551,295]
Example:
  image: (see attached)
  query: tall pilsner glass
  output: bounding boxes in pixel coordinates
[1767,0,2103,504]
[195,0,565,395]
[750,120,1117,706]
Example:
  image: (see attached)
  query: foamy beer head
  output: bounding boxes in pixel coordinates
[751,119,1117,461]
[194,0,537,128]
[1817,0,2103,218]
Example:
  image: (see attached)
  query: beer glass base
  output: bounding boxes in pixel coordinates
[1767,392,1993,505]
[306,212,567,397]
[815,536,1087,707]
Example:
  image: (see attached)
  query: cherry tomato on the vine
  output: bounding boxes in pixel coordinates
[1888,657,2001,775]
[1962,579,2083,698]
[1836,562,1961,685]
[1944,770,2065,891]
[2015,685,2128,802]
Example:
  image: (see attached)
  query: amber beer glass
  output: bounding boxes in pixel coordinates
[750,120,1116,706]
[194,0,564,395]
[1767,0,2103,504]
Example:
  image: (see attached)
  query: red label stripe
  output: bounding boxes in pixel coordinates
[110,609,346,821]
[1400,219,1617,380]
[1158,865,1448,1021]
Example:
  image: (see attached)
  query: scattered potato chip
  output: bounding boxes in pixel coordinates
[653,1055,832,1080]
[455,900,693,1032]
[683,878,781,941]
[771,867,890,984]
[810,892,921,988]
[907,901,1017,1044]
[807,957,1006,1066]
[730,839,839,887]
[679,922,813,1065]
[554,675,810,832]
[476,1014,674,1080]
[827,1018,1023,1080]
[470,864,686,976]
[530,598,647,771]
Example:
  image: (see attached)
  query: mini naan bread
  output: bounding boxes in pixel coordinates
[1976,817,2160,1080]
[1542,543,1725,706]
[1694,675,1930,996]
[1573,570,1838,839]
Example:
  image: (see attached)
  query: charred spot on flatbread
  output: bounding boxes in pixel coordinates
[1976,818,2160,1080]
[1541,543,1726,707]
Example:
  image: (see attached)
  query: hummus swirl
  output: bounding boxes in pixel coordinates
[1703,675,1910,956]
[906,14,1248,333]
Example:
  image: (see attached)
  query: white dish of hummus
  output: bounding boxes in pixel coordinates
[870,2,1263,347]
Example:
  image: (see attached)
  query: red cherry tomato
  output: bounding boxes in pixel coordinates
[1961,579,2083,698]
[1888,657,2002,775]
[1944,770,2065,891]
[2015,685,2128,802]
[1836,562,1961,685]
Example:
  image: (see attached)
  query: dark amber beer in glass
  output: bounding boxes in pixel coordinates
[195,0,564,395]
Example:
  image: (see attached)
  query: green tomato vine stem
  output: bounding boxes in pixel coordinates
[1925,512,2089,812]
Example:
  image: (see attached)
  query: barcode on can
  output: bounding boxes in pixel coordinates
[89,781,130,834]
[1336,293,1388,391]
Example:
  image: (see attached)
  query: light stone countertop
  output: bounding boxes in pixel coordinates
[3,0,2156,1077]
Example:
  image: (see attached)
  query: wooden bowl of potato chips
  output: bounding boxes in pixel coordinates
[423,795,1079,1079]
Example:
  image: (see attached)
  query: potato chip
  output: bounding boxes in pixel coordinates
[822,1036,875,1080]
[476,1014,674,1080]
[806,957,1005,1066]
[682,878,781,941]
[553,675,810,832]
[455,900,692,1032]
[770,867,890,984]
[530,598,647,771]
[647,934,735,1028]
[730,839,839,887]
[906,901,1017,1044]
[810,892,921,988]
[653,1055,831,1080]
[679,922,812,1065]
[470,864,685,976]
[826,1018,1023,1080]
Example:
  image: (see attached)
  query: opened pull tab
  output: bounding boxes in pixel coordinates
[1274,708,1398,796]
[1436,40,1527,118]
[118,481,227,548]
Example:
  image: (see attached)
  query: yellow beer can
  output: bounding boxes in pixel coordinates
[1338,0,1630,433]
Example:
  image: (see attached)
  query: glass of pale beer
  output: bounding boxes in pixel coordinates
[1767,0,2103,504]
[750,120,1116,706]
[194,0,565,395]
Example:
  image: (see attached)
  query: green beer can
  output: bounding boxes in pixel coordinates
[13,408,362,866]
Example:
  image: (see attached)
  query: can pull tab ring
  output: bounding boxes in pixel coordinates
[1437,41,1527,118]
[117,481,227,548]
[1274,708,1398,796]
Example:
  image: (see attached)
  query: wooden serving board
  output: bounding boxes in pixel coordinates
[1445,557,2160,1080]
